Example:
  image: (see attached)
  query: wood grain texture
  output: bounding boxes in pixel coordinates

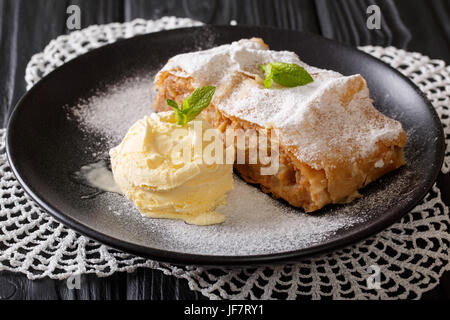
[0,269,205,300]
[0,0,449,300]
[315,0,450,61]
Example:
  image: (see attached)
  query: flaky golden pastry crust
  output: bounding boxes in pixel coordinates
[153,38,406,212]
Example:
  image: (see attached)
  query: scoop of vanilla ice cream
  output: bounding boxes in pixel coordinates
[109,111,233,225]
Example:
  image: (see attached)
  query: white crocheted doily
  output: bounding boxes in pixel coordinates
[1,17,450,300]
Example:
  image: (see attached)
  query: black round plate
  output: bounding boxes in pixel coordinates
[6,26,445,266]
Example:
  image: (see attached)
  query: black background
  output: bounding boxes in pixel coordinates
[0,0,449,300]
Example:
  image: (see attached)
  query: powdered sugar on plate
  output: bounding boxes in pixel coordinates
[66,76,156,147]
[80,165,413,255]
[65,75,412,256]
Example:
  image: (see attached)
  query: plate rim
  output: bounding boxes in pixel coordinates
[5,25,446,266]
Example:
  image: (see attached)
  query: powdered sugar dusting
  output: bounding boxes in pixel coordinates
[64,75,399,255]
[66,76,156,147]
[158,39,405,168]
[81,166,413,255]
[158,38,323,84]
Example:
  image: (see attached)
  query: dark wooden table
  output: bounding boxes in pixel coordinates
[0,0,449,300]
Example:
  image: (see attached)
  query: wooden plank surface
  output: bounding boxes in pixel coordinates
[0,0,449,300]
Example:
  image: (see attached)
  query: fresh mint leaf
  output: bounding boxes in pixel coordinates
[184,86,216,122]
[166,99,185,125]
[259,63,274,88]
[166,86,216,126]
[259,62,313,88]
[264,73,274,88]
[271,62,314,87]
[166,98,179,110]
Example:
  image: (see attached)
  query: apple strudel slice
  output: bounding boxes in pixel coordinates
[153,38,407,212]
